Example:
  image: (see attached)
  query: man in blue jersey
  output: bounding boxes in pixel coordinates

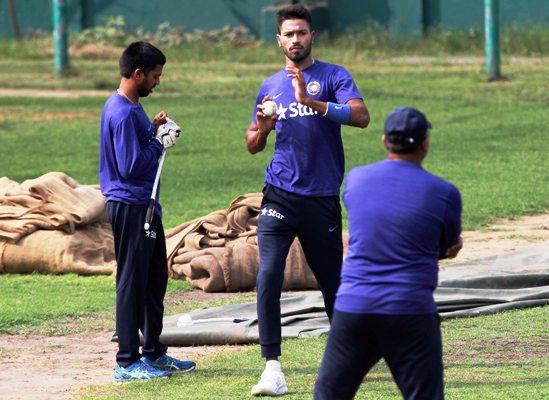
[314,107,463,400]
[99,41,195,383]
[245,4,370,396]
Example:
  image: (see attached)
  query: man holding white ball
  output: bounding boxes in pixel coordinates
[245,4,370,396]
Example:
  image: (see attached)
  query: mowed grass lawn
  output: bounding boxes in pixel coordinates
[79,307,549,399]
[0,45,547,398]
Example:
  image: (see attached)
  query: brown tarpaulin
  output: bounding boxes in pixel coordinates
[0,172,116,275]
[166,193,318,292]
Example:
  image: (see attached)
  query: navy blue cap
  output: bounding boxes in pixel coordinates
[384,107,432,144]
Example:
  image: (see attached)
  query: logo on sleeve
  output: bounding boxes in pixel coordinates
[306,81,321,96]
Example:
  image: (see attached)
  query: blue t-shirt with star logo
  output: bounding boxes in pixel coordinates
[252,60,363,197]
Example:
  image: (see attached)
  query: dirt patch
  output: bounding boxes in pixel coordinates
[379,56,548,65]
[0,110,96,123]
[69,44,122,60]
[445,337,549,363]
[0,331,246,400]
[0,213,547,399]
[447,213,549,263]
[0,88,112,99]
[0,88,181,99]
[167,288,238,306]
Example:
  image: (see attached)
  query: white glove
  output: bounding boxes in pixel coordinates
[155,117,181,149]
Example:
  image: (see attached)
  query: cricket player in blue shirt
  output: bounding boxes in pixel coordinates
[99,41,195,383]
[245,4,370,396]
[314,107,463,400]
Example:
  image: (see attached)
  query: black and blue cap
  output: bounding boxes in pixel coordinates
[384,106,432,145]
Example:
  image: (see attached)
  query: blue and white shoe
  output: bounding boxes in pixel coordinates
[113,360,172,383]
[141,354,196,374]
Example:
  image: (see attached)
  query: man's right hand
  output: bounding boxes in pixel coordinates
[256,96,277,134]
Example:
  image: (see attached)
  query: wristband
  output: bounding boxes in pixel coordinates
[323,102,351,124]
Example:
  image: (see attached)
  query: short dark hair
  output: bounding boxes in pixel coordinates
[277,4,312,32]
[119,41,166,78]
[385,133,425,154]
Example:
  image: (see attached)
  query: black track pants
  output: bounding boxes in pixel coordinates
[314,310,444,400]
[257,184,343,358]
[107,201,168,367]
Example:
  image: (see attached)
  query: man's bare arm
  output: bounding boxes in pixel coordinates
[246,99,277,154]
[347,98,370,128]
[246,121,271,154]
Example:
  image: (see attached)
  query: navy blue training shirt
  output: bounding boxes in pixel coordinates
[252,60,362,197]
[99,92,163,211]
[336,159,462,315]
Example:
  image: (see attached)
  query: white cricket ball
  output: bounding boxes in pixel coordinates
[261,100,278,117]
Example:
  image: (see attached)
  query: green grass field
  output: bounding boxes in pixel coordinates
[0,39,548,399]
[0,51,547,228]
[80,307,549,399]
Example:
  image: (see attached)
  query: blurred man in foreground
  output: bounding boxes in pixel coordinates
[314,107,463,400]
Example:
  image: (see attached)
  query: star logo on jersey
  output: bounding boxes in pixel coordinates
[276,103,288,120]
[261,207,285,220]
[306,81,321,96]
[274,101,318,120]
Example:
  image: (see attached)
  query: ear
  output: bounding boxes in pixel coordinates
[133,68,144,81]
[381,134,389,149]
[421,135,430,153]
[276,34,282,47]
[311,30,315,43]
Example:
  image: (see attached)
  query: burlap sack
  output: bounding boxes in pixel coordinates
[0,222,115,275]
[0,172,106,243]
[0,172,115,276]
[166,193,318,292]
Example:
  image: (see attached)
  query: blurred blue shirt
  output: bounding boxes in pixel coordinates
[336,159,462,314]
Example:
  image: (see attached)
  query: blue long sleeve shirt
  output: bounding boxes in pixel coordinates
[99,93,163,211]
[336,159,462,315]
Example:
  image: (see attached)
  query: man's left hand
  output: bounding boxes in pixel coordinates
[446,236,463,259]
[155,117,181,149]
[286,67,309,104]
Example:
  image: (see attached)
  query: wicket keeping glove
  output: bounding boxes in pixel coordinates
[155,117,181,149]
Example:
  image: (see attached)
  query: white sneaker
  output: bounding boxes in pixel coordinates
[251,362,288,396]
